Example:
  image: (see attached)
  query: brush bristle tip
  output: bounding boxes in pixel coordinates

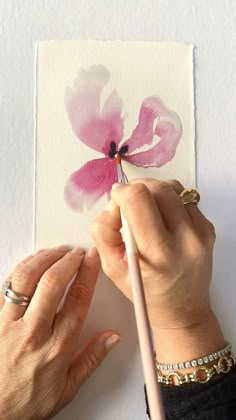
[116,154,121,165]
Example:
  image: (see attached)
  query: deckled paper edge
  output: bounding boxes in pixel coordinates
[37,39,193,48]
[192,45,197,187]
[33,42,38,252]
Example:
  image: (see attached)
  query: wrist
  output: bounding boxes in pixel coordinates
[152,310,225,365]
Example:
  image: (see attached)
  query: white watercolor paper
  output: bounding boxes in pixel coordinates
[35,40,195,249]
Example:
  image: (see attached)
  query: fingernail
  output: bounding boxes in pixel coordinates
[71,247,85,255]
[87,247,99,258]
[55,245,70,252]
[105,334,121,351]
[105,199,115,211]
[112,182,121,190]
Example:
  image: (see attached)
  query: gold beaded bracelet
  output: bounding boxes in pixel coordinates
[156,352,235,386]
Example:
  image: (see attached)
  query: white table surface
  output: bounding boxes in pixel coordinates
[0,1,235,419]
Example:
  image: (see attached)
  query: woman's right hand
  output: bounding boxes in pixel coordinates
[92,179,225,364]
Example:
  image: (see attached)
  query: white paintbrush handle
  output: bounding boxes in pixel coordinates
[121,211,165,420]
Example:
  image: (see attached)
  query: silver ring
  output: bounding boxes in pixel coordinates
[4,295,29,306]
[2,281,31,306]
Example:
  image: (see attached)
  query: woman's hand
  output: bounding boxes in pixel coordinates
[92,179,224,363]
[0,246,120,420]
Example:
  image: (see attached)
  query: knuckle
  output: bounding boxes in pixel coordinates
[126,184,149,206]
[190,235,207,258]
[14,258,28,271]
[34,248,46,256]
[91,219,103,238]
[183,230,205,257]
[23,332,38,352]
[65,253,80,265]
[167,179,184,193]
[86,351,103,374]
[131,177,155,185]
[155,181,173,193]
[19,321,43,353]
[167,179,183,189]
[14,265,34,284]
[42,269,60,289]
[47,338,64,360]
[206,221,216,243]
[0,320,10,337]
[71,282,92,303]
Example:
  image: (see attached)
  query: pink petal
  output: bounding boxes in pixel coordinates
[124,97,182,167]
[121,97,159,154]
[64,157,117,211]
[65,65,124,155]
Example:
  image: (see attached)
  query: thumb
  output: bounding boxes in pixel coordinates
[63,331,120,403]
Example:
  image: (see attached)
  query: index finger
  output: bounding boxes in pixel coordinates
[111,183,167,255]
[24,248,85,328]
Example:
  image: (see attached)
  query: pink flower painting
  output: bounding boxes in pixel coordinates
[64,65,182,211]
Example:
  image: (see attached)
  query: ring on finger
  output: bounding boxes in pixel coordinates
[2,281,31,306]
[4,296,29,306]
[178,188,200,206]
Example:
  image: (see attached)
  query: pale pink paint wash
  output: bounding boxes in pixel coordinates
[64,65,182,211]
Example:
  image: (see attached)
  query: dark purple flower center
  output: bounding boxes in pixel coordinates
[108,141,129,158]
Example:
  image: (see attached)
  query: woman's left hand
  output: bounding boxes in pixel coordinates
[0,246,120,420]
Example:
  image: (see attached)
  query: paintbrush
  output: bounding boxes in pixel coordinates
[115,154,165,420]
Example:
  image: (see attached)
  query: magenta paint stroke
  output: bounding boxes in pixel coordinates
[64,65,182,211]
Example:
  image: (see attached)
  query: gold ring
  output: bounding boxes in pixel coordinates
[178,188,200,206]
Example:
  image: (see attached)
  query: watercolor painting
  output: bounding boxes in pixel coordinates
[64,65,182,211]
[36,40,194,249]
